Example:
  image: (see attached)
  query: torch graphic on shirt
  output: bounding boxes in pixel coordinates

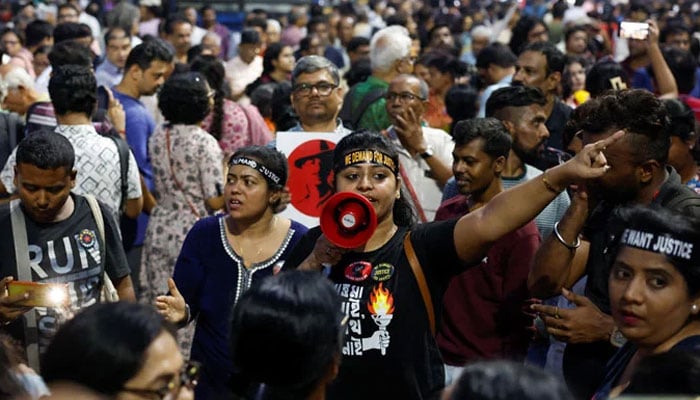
[368,283,394,355]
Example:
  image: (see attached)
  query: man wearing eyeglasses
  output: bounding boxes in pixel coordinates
[289,55,350,135]
[384,74,453,222]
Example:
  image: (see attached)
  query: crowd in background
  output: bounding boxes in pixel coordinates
[1,0,700,399]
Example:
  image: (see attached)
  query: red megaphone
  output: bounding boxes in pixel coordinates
[320,192,378,248]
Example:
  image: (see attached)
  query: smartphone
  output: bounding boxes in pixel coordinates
[620,21,649,40]
[6,281,70,308]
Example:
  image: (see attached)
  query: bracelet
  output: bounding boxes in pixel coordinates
[553,221,581,250]
[542,169,564,194]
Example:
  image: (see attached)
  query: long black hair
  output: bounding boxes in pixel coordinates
[332,130,416,227]
[190,55,226,140]
[231,271,343,400]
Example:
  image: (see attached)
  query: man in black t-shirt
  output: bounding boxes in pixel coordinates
[0,132,134,370]
[512,41,572,168]
[529,89,700,399]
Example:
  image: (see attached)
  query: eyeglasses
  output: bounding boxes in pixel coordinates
[121,360,201,400]
[384,92,425,102]
[292,82,337,97]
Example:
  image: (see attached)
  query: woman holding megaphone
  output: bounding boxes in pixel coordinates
[283,129,623,400]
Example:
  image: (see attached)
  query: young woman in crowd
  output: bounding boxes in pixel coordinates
[423,51,469,132]
[41,302,197,400]
[190,55,272,158]
[245,42,295,97]
[592,206,700,399]
[562,55,590,108]
[154,145,308,399]
[230,270,344,400]
[1,27,34,78]
[139,72,224,303]
[283,129,622,399]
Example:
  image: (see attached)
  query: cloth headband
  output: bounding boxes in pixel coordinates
[228,156,281,186]
[619,228,697,265]
[339,149,397,174]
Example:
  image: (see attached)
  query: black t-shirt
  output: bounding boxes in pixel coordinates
[545,99,572,152]
[283,220,462,400]
[584,167,700,314]
[0,194,130,359]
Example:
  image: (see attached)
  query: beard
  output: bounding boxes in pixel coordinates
[512,139,544,167]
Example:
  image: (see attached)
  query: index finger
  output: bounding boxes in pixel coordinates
[104,86,115,104]
[592,130,625,151]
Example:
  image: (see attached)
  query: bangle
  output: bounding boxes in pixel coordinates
[542,169,564,194]
[553,221,581,250]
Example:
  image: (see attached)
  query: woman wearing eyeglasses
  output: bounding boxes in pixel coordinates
[41,302,199,400]
[283,129,623,399]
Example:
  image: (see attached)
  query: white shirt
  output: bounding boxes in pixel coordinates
[224,55,263,98]
[1,124,142,221]
[387,125,454,221]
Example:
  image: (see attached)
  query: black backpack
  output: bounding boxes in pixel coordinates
[337,85,386,130]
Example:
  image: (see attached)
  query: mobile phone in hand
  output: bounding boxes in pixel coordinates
[6,281,70,308]
[620,21,649,40]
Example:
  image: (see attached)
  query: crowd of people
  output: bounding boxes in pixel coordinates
[1,0,700,399]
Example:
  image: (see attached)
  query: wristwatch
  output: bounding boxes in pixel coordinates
[419,145,434,159]
[609,325,627,348]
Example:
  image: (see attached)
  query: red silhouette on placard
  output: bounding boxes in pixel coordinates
[287,140,336,216]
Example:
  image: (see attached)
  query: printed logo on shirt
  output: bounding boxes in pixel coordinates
[336,282,394,357]
[371,263,394,282]
[344,261,372,282]
[78,229,96,249]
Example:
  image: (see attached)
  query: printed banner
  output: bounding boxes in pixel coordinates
[276,132,345,227]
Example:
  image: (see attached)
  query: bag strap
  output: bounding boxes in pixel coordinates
[9,200,40,370]
[84,194,105,243]
[84,195,120,303]
[108,135,130,213]
[403,232,435,335]
[339,86,386,129]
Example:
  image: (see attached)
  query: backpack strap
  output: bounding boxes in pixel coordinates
[403,232,435,335]
[9,200,40,370]
[108,135,130,213]
[338,86,386,129]
[84,194,119,302]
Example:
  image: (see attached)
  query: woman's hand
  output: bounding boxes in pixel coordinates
[299,235,345,271]
[155,278,187,325]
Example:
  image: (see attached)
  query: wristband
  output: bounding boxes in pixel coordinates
[553,221,581,250]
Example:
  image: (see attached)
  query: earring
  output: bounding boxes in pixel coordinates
[396,192,401,199]
[692,304,699,314]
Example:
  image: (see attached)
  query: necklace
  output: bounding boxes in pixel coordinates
[231,216,278,265]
